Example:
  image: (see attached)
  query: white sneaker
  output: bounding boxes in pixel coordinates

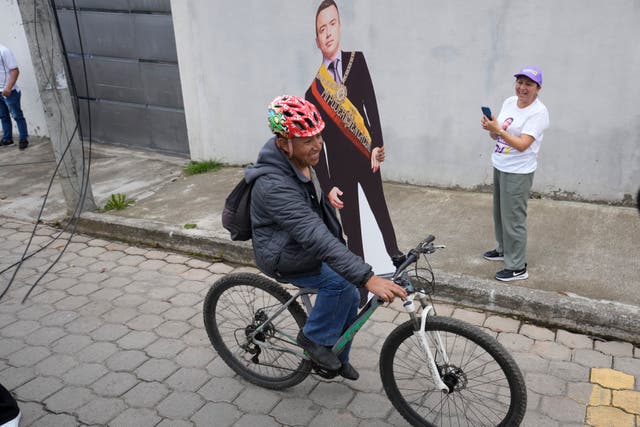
[0,410,21,427]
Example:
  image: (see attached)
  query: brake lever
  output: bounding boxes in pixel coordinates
[418,243,445,255]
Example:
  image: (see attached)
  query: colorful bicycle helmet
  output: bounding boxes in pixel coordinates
[267,95,325,138]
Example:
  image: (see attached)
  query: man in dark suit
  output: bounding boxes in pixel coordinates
[305,0,403,268]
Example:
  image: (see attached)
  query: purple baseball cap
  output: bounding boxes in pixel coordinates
[514,66,543,86]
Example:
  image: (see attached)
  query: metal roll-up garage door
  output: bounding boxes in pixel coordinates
[54,0,189,156]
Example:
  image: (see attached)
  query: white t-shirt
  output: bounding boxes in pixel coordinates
[0,44,19,92]
[491,96,549,174]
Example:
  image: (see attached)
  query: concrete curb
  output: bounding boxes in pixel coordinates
[76,213,254,266]
[432,271,640,345]
[76,212,640,346]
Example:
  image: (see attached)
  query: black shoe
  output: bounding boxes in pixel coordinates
[19,139,28,150]
[391,253,407,268]
[1,139,14,146]
[483,249,504,261]
[339,362,359,381]
[296,331,341,370]
[495,264,528,282]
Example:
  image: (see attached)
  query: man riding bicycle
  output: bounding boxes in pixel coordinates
[245,95,406,380]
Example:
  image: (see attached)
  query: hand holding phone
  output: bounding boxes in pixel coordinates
[481,106,492,120]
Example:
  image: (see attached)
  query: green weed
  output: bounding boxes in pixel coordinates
[183,160,223,176]
[103,193,135,211]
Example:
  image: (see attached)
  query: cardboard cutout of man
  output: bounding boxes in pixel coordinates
[305,0,402,271]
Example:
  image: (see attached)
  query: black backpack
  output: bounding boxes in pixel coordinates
[222,177,254,241]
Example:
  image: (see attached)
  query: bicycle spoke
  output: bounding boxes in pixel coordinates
[205,276,311,387]
[384,323,519,426]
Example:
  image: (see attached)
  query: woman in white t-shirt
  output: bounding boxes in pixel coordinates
[480,66,550,282]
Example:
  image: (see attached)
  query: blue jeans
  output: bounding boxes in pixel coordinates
[0,89,28,142]
[289,263,360,363]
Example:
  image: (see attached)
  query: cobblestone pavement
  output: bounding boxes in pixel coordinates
[1,218,639,427]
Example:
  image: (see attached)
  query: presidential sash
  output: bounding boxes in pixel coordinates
[309,53,373,159]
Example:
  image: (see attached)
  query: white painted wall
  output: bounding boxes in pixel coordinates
[0,0,48,137]
[171,0,640,203]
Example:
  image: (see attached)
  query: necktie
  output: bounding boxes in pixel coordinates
[329,59,341,84]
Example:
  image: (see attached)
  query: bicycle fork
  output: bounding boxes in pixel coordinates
[403,293,450,393]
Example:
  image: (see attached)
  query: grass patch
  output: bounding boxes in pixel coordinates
[103,193,135,211]
[184,223,197,229]
[183,160,223,176]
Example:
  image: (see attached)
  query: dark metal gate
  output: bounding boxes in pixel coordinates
[54,0,189,156]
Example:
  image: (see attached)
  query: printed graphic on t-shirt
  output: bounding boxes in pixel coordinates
[495,117,513,154]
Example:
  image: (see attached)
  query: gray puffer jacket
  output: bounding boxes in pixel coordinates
[245,138,373,287]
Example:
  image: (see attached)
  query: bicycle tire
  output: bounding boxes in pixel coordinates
[203,272,312,389]
[379,317,527,427]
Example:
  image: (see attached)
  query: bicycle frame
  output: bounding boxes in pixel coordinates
[246,286,386,359]
[246,234,452,389]
[248,275,451,392]
[332,291,385,355]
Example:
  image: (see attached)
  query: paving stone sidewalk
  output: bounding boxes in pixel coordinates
[1,218,639,426]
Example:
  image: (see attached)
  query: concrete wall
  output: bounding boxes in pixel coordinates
[0,0,48,137]
[172,0,640,203]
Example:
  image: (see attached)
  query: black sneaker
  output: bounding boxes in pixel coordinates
[1,139,14,146]
[19,139,28,150]
[339,362,359,381]
[296,331,341,370]
[483,249,504,261]
[495,265,528,282]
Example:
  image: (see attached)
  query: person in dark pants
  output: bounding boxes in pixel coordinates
[0,382,20,427]
[305,1,403,269]
[0,43,29,150]
[246,95,406,381]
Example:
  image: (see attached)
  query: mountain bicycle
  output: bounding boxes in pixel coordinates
[203,235,527,426]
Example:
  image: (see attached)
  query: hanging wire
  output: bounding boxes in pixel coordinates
[0,0,95,303]
[20,0,95,303]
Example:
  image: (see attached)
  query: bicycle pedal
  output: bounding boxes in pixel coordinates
[312,364,339,379]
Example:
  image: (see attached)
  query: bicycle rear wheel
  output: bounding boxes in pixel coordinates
[379,317,526,426]
[203,272,312,389]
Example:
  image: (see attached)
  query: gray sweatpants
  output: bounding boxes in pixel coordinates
[493,168,534,270]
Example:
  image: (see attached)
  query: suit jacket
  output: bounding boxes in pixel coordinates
[305,51,383,195]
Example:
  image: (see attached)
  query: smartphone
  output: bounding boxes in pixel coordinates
[481,106,492,119]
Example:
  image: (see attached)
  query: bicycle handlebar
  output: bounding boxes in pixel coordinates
[417,235,436,252]
[392,235,440,280]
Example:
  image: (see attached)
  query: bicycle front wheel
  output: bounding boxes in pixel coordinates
[203,272,312,389]
[380,317,527,427]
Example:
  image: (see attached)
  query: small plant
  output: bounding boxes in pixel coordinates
[103,193,135,211]
[184,223,197,229]
[183,160,223,176]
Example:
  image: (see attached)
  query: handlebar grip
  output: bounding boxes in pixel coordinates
[416,235,435,252]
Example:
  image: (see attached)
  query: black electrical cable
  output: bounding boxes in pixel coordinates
[0,2,80,298]
[0,124,78,292]
[0,0,95,302]
[0,0,85,293]
[20,0,95,302]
